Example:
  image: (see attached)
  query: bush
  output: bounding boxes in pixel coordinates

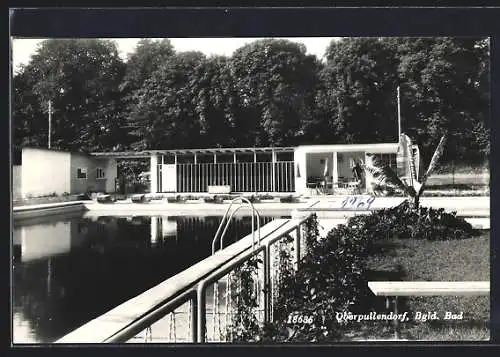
[96,195,116,204]
[204,195,225,203]
[248,195,260,203]
[77,193,90,200]
[131,194,151,203]
[166,195,187,203]
[354,201,479,241]
[259,194,275,200]
[260,214,371,343]
[227,202,480,342]
[279,195,296,203]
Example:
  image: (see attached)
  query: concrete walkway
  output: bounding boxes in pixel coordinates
[12,195,490,220]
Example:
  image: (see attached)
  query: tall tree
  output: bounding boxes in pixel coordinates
[12,67,46,150]
[128,51,207,149]
[13,39,126,152]
[387,37,490,163]
[192,55,244,147]
[322,37,400,144]
[120,39,175,144]
[230,39,319,146]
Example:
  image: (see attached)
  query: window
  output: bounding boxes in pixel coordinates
[96,168,106,179]
[77,167,87,179]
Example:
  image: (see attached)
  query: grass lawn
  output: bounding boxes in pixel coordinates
[341,231,490,341]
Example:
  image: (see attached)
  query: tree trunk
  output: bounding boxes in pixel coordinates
[412,195,420,210]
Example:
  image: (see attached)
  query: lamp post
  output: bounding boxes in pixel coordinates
[397,86,402,139]
[48,100,52,149]
[47,88,65,149]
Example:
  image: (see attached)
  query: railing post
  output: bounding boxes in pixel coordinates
[197,284,206,343]
[294,226,301,270]
[191,296,198,343]
[263,245,271,323]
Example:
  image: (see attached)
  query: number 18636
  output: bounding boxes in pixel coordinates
[286,314,314,324]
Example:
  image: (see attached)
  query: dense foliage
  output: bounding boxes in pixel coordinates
[228,204,479,342]
[13,37,489,165]
[355,201,478,241]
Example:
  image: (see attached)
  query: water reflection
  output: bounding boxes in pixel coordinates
[12,213,275,344]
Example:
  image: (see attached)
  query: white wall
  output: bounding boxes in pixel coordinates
[70,153,105,194]
[150,155,158,193]
[104,158,118,193]
[13,165,22,201]
[294,149,307,195]
[161,164,177,192]
[18,221,72,262]
[69,155,117,194]
[21,148,71,198]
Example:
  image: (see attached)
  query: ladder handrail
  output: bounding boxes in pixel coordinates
[211,196,260,255]
[218,205,261,252]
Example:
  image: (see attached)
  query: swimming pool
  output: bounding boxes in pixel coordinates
[12,211,281,343]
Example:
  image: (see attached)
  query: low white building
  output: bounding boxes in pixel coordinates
[18,147,118,198]
[16,136,417,198]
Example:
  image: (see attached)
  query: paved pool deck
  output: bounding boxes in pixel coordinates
[12,195,490,220]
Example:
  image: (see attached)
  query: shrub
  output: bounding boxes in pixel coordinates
[259,194,275,200]
[228,202,480,342]
[96,195,116,204]
[131,194,151,203]
[248,195,260,203]
[355,201,479,241]
[279,195,296,203]
[204,195,225,203]
[260,214,370,343]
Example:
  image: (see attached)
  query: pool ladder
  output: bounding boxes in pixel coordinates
[209,197,262,341]
[211,196,261,255]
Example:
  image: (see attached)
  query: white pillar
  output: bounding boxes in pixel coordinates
[294,149,307,195]
[332,151,338,188]
[271,151,276,192]
[150,154,158,194]
[150,217,159,245]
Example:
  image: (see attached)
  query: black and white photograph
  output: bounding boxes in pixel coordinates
[10,8,492,346]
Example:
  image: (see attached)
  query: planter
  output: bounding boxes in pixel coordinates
[131,194,151,203]
[260,199,278,203]
[186,199,203,204]
[208,185,231,194]
[96,195,116,204]
[280,196,297,203]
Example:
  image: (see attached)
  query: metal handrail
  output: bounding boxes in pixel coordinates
[197,216,310,342]
[211,196,261,255]
[218,205,261,252]
[56,216,311,344]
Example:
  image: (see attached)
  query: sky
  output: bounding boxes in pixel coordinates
[11,37,339,73]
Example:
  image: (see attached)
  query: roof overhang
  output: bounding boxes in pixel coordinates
[296,142,399,154]
[90,146,297,159]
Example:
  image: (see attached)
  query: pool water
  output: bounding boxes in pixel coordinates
[12,212,278,344]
